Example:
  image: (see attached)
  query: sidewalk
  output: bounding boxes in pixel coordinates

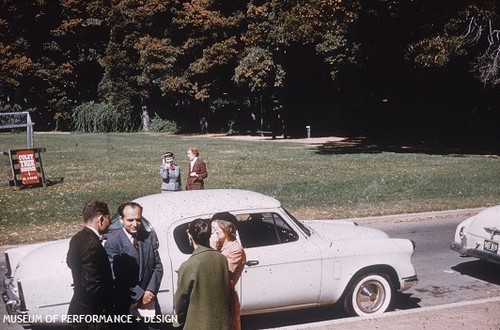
[338,207,484,225]
[272,296,500,329]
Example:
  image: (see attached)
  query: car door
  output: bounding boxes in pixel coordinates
[236,211,322,312]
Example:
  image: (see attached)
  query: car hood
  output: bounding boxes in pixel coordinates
[14,239,70,279]
[302,220,389,241]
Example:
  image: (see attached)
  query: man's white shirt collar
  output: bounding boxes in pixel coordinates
[122,228,135,245]
[86,225,100,238]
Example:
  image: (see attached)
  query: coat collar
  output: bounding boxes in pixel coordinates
[192,245,214,256]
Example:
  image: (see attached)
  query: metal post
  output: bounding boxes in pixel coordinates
[306,125,311,139]
[26,113,34,148]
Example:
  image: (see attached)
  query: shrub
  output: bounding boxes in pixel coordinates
[72,101,137,132]
[149,116,179,133]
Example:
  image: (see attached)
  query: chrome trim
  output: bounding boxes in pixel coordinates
[410,239,417,250]
[451,241,500,264]
[37,302,69,309]
[2,277,25,317]
[17,280,27,311]
[400,275,418,291]
[4,252,12,277]
[484,227,500,240]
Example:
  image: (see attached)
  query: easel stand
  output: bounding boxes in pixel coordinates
[2,148,47,189]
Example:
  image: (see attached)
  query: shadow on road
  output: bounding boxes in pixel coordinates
[392,292,422,310]
[452,259,500,285]
[242,304,348,330]
[241,292,422,329]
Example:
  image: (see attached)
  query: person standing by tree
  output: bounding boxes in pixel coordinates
[66,201,114,330]
[185,147,208,190]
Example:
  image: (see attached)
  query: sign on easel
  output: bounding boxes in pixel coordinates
[6,148,47,189]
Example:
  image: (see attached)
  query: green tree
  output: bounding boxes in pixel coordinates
[0,0,110,130]
[237,0,360,133]
[405,2,500,86]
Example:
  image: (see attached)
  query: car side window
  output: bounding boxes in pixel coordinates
[173,222,193,254]
[236,212,299,248]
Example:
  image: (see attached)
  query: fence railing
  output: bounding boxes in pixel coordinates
[0,112,34,148]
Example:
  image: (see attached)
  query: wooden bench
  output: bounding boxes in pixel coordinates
[251,130,280,139]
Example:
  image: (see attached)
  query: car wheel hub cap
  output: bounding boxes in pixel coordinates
[357,282,385,313]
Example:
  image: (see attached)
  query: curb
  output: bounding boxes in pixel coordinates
[271,296,500,329]
[339,207,485,225]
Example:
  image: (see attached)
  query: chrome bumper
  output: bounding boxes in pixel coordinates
[2,277,27,317]
[450,241,500,265]
[400,275,418,291]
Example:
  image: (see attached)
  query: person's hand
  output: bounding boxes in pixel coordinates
[189,172,198,177]
[141,291,155,305]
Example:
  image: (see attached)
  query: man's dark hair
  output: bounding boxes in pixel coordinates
[188,218,211,247]
[117,201,143,217]
[83,201,109,223]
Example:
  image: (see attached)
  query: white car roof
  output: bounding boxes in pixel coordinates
[134,189,281,225]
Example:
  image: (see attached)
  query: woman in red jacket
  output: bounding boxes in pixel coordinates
[185,147,208,190]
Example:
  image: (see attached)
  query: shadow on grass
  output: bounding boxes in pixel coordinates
[46,177,64,186]
[451,259,500,285]
[313,136,500,156]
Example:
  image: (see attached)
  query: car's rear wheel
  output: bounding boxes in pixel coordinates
[344,273,393,316]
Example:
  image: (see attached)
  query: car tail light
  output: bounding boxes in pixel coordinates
[17,281,27,311]
[459,226,466,238]
[5,252,12,277]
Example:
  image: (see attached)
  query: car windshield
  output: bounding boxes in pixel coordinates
[283,208,311,237]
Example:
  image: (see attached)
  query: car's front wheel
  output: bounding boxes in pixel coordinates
[344,273,393,316]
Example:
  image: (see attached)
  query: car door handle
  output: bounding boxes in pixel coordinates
[246,260,259,266]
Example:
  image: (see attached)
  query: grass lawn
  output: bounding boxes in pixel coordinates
[1,132,499,245]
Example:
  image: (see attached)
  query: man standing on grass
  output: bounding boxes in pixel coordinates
[67,201,114,330]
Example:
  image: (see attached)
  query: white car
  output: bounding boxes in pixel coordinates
[451,205,500,264]
[3,189,418,327]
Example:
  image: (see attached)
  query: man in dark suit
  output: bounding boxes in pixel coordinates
[185,147,208,190]
[105,202,163,320]
[66,201,113,330]
[174,219,231,330]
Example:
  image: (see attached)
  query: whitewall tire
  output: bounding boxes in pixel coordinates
[344,273,393,316]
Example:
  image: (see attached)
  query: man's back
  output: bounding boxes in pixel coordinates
[67,227,113,316]
[175,245,231,330]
